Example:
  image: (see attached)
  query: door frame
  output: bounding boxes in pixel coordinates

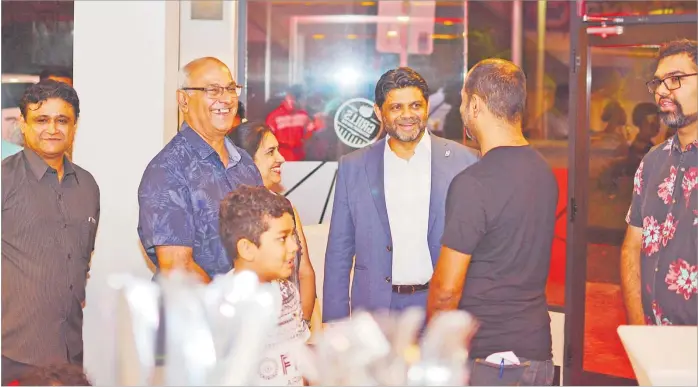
[565,2,698,385]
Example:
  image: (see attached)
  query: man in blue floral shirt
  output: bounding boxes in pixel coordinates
[621,39,697,326]
[138,57,262,282]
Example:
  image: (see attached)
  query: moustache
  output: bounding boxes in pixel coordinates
[395,118,421,125]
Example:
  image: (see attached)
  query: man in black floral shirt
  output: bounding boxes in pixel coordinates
[621,39,698,326]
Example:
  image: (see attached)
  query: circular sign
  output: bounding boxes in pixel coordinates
[333,97,381,148]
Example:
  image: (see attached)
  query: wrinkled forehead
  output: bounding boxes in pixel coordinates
[189,61,234,86]
[655,53,698,78]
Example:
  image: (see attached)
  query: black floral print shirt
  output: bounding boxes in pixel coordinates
[626,134,698,325]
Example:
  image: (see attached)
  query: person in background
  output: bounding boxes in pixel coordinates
[323,67,479,322]
[233,100,247,128]
[229,121,317,324]
[138,57,263,283]
[39,67,73,87]
[2,80,100,384]
[13,363,92,386]
[219,185,309,386]
[2,139,22,160]
[599,102,661,196]
[622,39,697,327]
[265,85,315,161]
[427,59,557,386]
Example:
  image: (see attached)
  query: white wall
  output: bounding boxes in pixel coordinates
[178,0,238,74]
[72,1,179,382]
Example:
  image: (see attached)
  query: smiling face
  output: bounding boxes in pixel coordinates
[178,60,238,138]
[20,98,76,161]
[250,213,298,281]
[254,131,286,188]
[653,53,698,130]
[374,86,428,143]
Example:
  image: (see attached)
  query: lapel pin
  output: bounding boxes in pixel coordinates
[445,150,451,157]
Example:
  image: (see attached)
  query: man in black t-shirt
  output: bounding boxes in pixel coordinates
[426,59,558,386]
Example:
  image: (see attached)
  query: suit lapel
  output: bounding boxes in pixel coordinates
[428,136,449,240]
[365,140,392,239]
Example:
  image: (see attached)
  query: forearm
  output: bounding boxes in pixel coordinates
[620,243,644,324]
[299,259,317,319]
[156,246,212,284]
[426,286,462,323]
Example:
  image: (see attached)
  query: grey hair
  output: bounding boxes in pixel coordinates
[178,67,191,89]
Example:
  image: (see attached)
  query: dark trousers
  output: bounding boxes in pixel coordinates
[389,288,429,313]
[467,357,554,386]
[1,352,83,385]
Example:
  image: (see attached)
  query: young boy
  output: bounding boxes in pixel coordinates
[219,185,310,386]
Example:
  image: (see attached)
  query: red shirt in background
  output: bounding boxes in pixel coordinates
[265,104,314,161]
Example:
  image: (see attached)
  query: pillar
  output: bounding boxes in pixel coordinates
[72,1,180,382]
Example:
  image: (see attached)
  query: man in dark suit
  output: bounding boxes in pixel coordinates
[323,67,479,322]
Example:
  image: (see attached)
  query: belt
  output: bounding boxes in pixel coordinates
[392,282,430,294]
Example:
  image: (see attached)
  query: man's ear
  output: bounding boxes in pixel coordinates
[470,94,482,119]
[373,104,383,123]
[18,114,27,135]
[177,90,189,113]
[236,238,256,262]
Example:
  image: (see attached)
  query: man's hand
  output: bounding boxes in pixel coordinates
[426,246,471,323]
[155,246,211,284]
[620,225,645,325]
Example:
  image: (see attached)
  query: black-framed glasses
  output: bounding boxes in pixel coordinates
[646,73,697,94]
[181,84,243,98]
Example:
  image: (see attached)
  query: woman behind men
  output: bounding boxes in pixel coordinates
[229,121,317,321]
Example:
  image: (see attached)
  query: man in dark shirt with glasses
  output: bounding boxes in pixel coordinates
[2,80,100,383]
[621,39,698,327]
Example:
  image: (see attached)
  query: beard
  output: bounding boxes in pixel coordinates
[462,107,477,142]
[384,118,426,142]
[658,98,698,129]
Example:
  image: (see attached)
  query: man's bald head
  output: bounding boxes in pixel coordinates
[178,57,231,89]
[176,57,238,138]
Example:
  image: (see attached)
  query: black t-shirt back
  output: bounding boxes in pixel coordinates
[441,145,558,361]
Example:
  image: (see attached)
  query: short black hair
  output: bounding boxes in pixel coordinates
[219,185,294,261]
[19,80,80,120]
[464,59,527,124]
[237,100,246,119]
[375,67,429,108]
[632,102,658,127]
[16,363,92,386]
[601,100,627,125]
[39,67,73,81]
[657,39,698,68]
[228,121,272,159]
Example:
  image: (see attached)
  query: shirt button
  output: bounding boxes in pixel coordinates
[672,200,676,204]
[385,276,392,283]
[681,167,685,172]
[655,267,659,272]
[386,245,393,252]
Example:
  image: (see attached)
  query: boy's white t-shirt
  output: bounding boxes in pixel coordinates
[228,270,310,386]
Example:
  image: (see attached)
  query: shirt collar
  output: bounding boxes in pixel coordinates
[384,129,432,156]
[665,133,698,154]
[22,148,77,183]
[180,122,242,166]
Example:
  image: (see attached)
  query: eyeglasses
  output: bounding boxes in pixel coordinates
[646,73,697,94]
[181,84,243,98]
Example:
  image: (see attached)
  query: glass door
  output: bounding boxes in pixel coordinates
[566,1,697,385]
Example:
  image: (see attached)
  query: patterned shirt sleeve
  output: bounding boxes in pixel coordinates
[626,159,645,228]
[137,162,195,255]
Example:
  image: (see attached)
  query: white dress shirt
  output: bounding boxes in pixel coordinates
[383,131,433,285]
